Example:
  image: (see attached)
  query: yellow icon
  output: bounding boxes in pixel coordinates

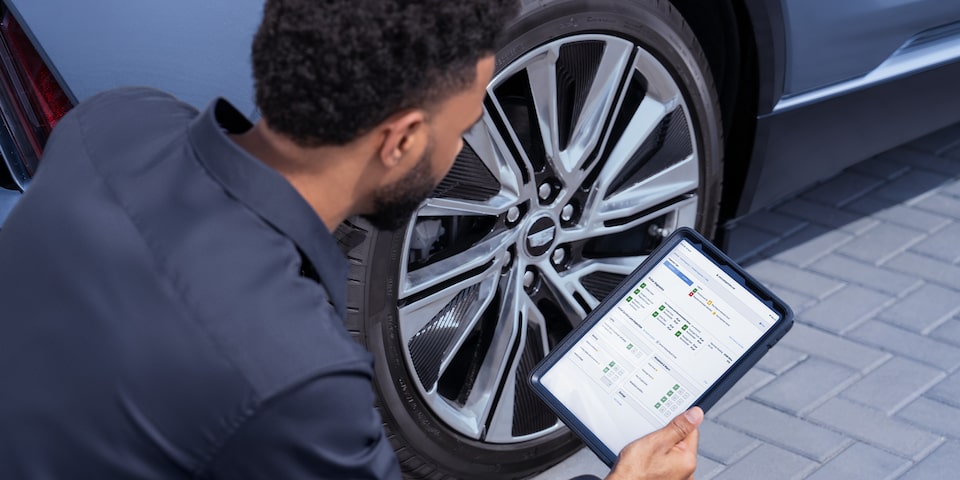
[707,300,713,305]
[712,311,717,315]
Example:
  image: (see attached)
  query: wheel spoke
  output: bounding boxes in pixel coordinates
[450,265,525,439]
[561,38,634,175]
[539,266,596,318]
[525,51,560,173]
[398,262,506,439]
[562,193,698,243]
[634,46,683,104]
[594,155,698,226]
[400,228,515,299]
[483,293,553,441]
[463,117,524,200]
[419,196,510,218]
[591,96,670,198]
[558,257,648,304]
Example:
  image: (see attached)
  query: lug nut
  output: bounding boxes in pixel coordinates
[538,183,552,201]
[561,204,575,222]
[506,206,521,225]
[523,270,536,289]
[552,247,566,266]
[648,224,670,238]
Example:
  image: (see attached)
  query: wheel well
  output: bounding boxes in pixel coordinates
[668,0,760,224]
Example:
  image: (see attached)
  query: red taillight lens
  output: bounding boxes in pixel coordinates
[0,9,73,176]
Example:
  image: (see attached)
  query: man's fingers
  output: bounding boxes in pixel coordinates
[662,407,704,448]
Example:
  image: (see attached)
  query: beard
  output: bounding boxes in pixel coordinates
[361,142,439,232]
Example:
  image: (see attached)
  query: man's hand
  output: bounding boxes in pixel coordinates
[605,407,704,480]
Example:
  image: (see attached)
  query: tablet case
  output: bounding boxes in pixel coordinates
[529,227,794,466]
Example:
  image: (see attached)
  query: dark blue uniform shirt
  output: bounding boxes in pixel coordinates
[0,87,401,479]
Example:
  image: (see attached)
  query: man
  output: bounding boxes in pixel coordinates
[0,0,701,478]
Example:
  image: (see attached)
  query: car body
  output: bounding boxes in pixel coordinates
[2,0,959,477]
[4,1,959,226]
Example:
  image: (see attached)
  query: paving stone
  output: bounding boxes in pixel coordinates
[776,198,872,230]
[802,171,885,207]
[797,285,892,334]
[848,154,912,180]
[845,196,953,233]
[698,420,760,464]
[708,368,776,416]
[779,323,890,373]
[886,146,960,176]
[751,357,859,415]
[839,216,885,236]
[909,223,960,263]
[746,260,846,300]
[884,251,960,288]
[912,192,960,220]
[946,144,960,160]
[868,160,954,204]
[805,442,912,480]
[807,398,943,460]
[807,254,923,296]
[724,224,780,263]
[843,193,897,216]
[835,222,927,265]
[738,209,809,237]
[694,454,724,480]
[905,124,960,155]
[755,344,808,375]
[900,441,960,479]
[930,318,960,348]
[763,286,818,314]
[876,205,954,234]
[926,370,960,410]
[718,400,850,462]
[841,357,945,414]
[712,443,818,480]
[761,225,854,268]
[848,320,960,372]
[897,397,960,439]
[877,283,960,334]
[941,178,960,197]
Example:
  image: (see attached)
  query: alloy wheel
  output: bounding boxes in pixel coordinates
[397,34,700,444]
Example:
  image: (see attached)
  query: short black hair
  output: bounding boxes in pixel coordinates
[252,0,518,147]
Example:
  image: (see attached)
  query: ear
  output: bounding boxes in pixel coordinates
[378,109,427,168]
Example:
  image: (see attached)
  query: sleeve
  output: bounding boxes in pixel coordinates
[204,363,401,480]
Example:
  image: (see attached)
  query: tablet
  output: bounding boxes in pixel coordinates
[530,227,793,466]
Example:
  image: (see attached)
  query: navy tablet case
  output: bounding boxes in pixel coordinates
[529,227,793,466]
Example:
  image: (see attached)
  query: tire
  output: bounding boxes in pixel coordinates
[337,0,724,478]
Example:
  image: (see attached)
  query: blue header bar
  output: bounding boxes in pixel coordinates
[664,260,693,286]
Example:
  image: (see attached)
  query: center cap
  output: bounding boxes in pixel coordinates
[525,216,557,257]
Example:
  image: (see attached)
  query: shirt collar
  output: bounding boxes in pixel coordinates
[187,98,348,318]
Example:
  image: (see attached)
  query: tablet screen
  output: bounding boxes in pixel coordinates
[538,239,781,454]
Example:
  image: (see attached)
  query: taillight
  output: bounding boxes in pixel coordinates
[0,8,73,180]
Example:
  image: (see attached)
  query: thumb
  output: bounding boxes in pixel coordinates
[656,407,703,449]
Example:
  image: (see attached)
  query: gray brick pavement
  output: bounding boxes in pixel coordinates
[534,122,960,479]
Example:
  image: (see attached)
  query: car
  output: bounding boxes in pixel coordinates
[2,0,959,478]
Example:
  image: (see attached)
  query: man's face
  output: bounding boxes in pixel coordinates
[363,56,495,231]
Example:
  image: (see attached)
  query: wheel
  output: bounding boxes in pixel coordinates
[337,0,723,477]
